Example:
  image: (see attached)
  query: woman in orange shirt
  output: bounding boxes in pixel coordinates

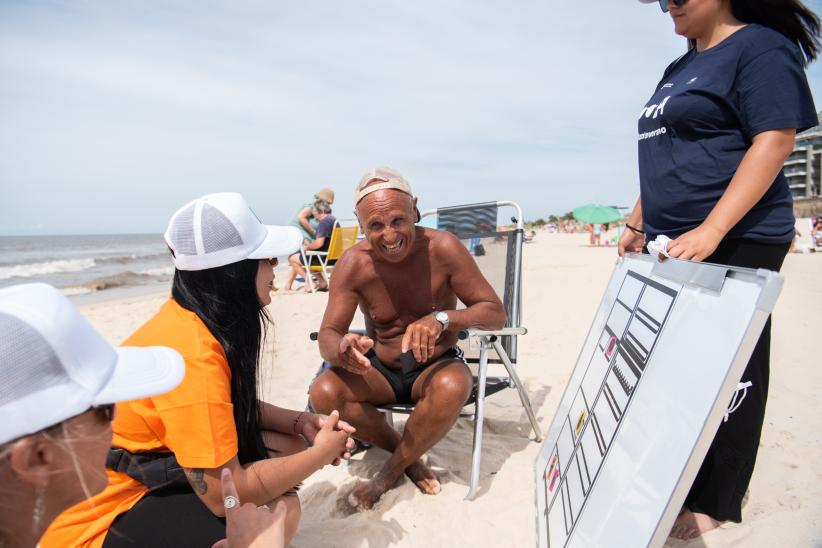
[43,193,355,548]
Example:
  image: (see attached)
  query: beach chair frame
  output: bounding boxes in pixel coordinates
[301,223,358,292]
[378,201,543,500]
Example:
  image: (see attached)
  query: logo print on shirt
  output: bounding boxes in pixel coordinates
[661,83,674,89]
[639,96,670,120]
[687,77,698,84]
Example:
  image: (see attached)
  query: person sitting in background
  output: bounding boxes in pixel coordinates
[42,193,355,548]
[812,218,822,247]
[283,200,337,292]
[290,188,335,242]
[0,283,185,548]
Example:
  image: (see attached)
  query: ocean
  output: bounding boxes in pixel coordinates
[0,234,174,299]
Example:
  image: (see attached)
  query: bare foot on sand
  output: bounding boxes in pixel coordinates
[669,507,722,540]
[347,476,394,512]
[405,460,441,495]
[346,460,441,512]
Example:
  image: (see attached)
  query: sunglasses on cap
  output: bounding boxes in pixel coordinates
[658,0,687,12]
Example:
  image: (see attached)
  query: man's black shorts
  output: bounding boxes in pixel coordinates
[366,347,465,404]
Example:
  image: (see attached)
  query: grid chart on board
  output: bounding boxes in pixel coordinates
[543,270,678,547]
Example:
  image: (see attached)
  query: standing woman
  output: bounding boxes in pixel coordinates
[625,0,819,539]
[42,193,355,548]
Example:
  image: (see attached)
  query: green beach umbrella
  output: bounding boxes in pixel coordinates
[572,204,622,224]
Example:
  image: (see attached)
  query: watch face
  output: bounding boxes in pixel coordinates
[436,311,448,323]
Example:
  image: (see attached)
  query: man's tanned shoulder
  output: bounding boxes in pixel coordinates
[329,241,373,288]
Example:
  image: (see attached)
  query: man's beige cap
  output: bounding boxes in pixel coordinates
[315,188,335,204]
[354,166,413,205]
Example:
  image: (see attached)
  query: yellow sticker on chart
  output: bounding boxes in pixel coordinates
[575,410,587,435]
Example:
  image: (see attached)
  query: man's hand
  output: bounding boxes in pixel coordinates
[618,227,644,258]
[212,468,286,548]
[666,223,724,262]
[337,334,374,375]
[401,314,444,363]
[300,413,356,465]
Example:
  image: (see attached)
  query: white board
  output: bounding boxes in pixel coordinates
[534,254,783,548]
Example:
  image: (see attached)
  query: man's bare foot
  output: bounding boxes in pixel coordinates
[669,507,722,540]
[347,476,394,512]
[405,460,441,495]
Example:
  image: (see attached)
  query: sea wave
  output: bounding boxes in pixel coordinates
[98,252,169,265]
[0,258,96,280]
[138,266,174,277]
[61,286,94,296]
[79,270,171,292]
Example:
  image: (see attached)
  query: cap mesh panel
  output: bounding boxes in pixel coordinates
[202,203,243,253]
[0,313,67,406]
[169,203,198,256]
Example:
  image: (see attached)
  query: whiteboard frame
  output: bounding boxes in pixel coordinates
[534,253,783,548]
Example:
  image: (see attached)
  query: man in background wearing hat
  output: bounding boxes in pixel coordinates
[290,187,335,242]
[309,167,506,510]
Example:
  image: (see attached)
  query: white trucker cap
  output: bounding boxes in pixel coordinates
[354,166,414,205]
[164,192,303,271]
[0,283,185,444]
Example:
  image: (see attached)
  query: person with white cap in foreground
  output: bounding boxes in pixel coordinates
[310,167,506,511]
[0,283,185,548]
[42,193,356,548]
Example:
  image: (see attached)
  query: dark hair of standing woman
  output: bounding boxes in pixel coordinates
[685,0,821,64]
[171,259,268,464]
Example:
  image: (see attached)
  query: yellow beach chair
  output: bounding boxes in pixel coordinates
[302,225,358,292]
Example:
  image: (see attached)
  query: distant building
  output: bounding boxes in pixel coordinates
[784,111,822,198]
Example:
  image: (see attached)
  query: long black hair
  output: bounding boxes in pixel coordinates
[171,259,269,464]
[732,0,821,63]
[687,0,821,63]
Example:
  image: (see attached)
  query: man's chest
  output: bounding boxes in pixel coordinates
[358,265,452,326]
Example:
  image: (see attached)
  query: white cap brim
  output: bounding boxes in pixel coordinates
[247,225,303,260]
[93,346,185,405]
[638,0,657,3]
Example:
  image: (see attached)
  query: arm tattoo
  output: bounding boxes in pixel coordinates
[184,468,208,495]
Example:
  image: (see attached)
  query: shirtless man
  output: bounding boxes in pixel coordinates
[309,167,506,511]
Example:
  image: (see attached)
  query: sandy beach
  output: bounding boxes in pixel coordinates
[77,232,822,547]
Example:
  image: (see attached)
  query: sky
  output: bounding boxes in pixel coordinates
[1,0,821,235]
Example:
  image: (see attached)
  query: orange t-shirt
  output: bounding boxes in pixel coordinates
[41,299,239,548]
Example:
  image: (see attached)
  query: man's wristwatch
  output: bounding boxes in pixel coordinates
[433,310,450,332]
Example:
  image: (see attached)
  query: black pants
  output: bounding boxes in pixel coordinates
[683,238,790,522]
[102,486,225,547]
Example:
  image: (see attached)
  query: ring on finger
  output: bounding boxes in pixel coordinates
[224,495,239,509]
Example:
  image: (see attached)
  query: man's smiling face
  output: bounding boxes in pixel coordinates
[357,189,418,264]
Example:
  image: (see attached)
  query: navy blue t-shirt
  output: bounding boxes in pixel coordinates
[315,215,337,252]
[637,24,817,243]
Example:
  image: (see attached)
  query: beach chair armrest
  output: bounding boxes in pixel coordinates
[457,327,527,340]
[309,328,367,341]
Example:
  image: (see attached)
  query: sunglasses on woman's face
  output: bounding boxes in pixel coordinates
[91,404,116,423]
[659,0,687,12]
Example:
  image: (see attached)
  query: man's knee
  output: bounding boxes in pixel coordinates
[308,371,348,413]
[427,365,473,406]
